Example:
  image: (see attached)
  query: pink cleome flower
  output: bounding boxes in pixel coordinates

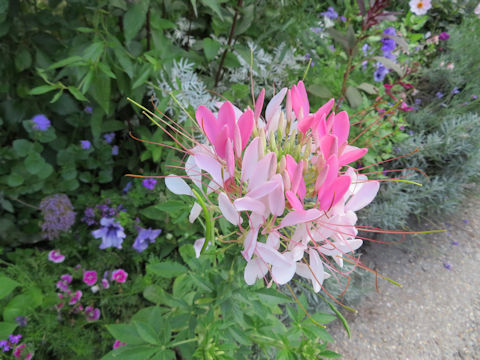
[113,340,126,349]
[48,250,65,263]
[68,290,82,306]
[84,306,101,322]
[83,271,97,286]
[111,269,128,283]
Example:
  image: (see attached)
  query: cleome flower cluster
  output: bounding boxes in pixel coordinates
[164,81,380,292]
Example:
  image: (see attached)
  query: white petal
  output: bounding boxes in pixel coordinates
[165,175,193,196]
[189,202,202,223]
[346,181,380,212]
[241,228,259,261]
[218,192,240,225]
[244,257,268,285]
[271,262,296,285]
[265,88,287,125]
[193,238,205,258]
[185,155,203,189]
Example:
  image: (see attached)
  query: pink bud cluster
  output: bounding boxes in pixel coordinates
[165,81,380,292]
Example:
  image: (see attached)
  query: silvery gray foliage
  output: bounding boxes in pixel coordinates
[150,58,219,122]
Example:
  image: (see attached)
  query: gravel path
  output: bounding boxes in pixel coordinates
[328,193,480,359]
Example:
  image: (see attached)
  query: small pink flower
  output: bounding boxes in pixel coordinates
[25,353,34,360]
[69,290,82,305]
[85,306,101,322]
[48,250,65,263]
[111,269,128,283]
[101,279,110,289]
[113,340,126,349]
[56,280,69,292]
[83,271,97,286]
[13,344,26,358]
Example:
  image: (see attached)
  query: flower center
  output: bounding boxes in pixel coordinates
[417,2,424,8]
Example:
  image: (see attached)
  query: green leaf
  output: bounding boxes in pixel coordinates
[106,324,145,345]
[102,345,158,360]
[134,322,159,345]
[90,69,111,114]
[15,47,32,72]
[12,139,34,157]
[308,84,332,99]
[84,42,104,62]
[357,82,378,95]
[68,86,88,101]
[256,288,292,305]
[0,199,13,213]
[372,56,404,76]
[146,262,187,279]
[132,64,152,89]
[48,56,84,70]
[98,62,117,79]
[235,4,254,36]
[113,46,134,78]
[124,0,151,43]
[50,90,64,103]
[29,85,57,95]
[0,275,19,300]
[0,322,17,339]
[202,38,221,61]
[310,312,337,325]
[91,108,104,138]
[318,350,342,358]
[345,86,363,108]
[24,153,45,175]
[6,174,23,187]
[200,0,223,20]
[327,28,350,52]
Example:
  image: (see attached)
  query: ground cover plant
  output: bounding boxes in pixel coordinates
[1,0,479,359]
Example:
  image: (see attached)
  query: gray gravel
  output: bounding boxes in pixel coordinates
[328,193,480,359]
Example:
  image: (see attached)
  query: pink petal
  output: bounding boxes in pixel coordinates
[272,262,296,285]
[226,139,235,178]
[195,106,218,145]
[291,160,304,194]
[314,98,335,125]
[242,228,259,261]
[266,232,280,249]
[286,190,304,211]
[332,111,350,145]
[248,152,276,191]
[218,101,236,138]
[339,148,368,166]
[233,122,242,158]
[346,181,380,211]
[297,114,315,134]
[213,124,229,159]
[237,109,254,150]
[269,174,285,216]
[247,180,280,199]
[241,137,260,182]
[319,135,338,160]
[165,175,193,196]
[279,209,322,228]
[254,89,265,121]
[256,242,293,268]
[266,88,287,125]
[244,257,268,285]
[194,153,223,185]
[318,175,351,210]
[234,197,266,215]
[218,192,240,225]
[291,80,309,118]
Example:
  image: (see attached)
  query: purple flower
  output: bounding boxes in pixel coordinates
[374,64,388,82]
[83,271,97,286]
[408,130,414,136]
[362,43,370,57]
[463,219,469,224]
[9,334,21,344]
[328,45,335,51]
[142,178,157,190]
[61,274,73,284]
[310,27,322,34]
[15,316,27,327]
[472,95,478,100]
[112,269,128,283]
[56,280,69,292]
[48,250,65,263]
[112,145,119,156]
[451,241,459,246]
[69,290,82,305]
[85,306,101,322]
[436,91,444,99]
[84,106,93,114]
[101,279,110,289]
[104,132,115,143]
[122,182,132,194]
[321,7,338,19]
[81,140,91,150]
[132,227,162,252]
[439,32,450,40]
[81,207,96,226]
[40,194,76,240]
[443,262,451,270]
[32,114,51,131]
[340,15,346,22]
[415,98,422,105]
[92,217,126,250]
[0,339,10,352]
[451,87,460,95]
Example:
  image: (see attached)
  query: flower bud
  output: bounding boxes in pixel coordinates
[259,128,266,158]
[282,170,291,191]
[279,155,286,173]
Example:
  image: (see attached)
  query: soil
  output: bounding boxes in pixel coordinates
[327,192,480,360]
